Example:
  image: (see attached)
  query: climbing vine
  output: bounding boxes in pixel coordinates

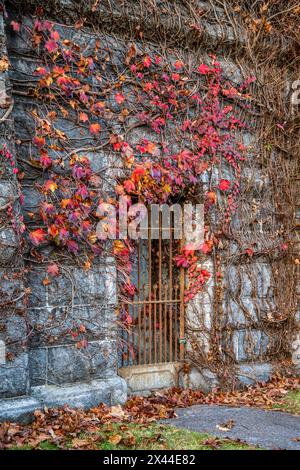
[8,18,254,306]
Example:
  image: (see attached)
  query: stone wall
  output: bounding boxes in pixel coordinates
[0,9,127,421]
[0,11,29,401]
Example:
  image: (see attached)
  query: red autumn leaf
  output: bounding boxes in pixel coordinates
[45,39,58,53]
[33,136,46,148]
[89,123,101,135]
[171,73,180,81]
[201,269,211,278]
[29,228,47,246]
[43,20,53,31]
[50,30,60,41]
[11,21,20,32]
[40,152,52,168]
[198,63,211,74]
[174,254,190,268]
[48,224,59,238]
[123,179,135,193]
[131,166,146,181]
[143,56,152,68]
[47,263,60,277]
[174,60,184,69]
[115,93,125,104]
[35,67,48,76]
[200,242,212,254]
[219,179,231,191]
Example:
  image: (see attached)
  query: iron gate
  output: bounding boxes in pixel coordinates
[120,212,185,367]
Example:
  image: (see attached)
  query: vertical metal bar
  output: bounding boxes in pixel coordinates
[169,212,173,363]
[153,284,157,364]
[143,285,147,365]
[127,306,130,367]
[174,284,178,360]
[164,283,168,362]
[159,211,163,362]
[131,302,135,365]
[137,241,141,365]
[121,302,124,367]
[179,213,185,361]
[148,213,152,364]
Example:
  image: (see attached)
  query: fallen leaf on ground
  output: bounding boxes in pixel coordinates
[108,434,122,445]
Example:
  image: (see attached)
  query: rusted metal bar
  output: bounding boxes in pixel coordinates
[179,214,185,361]
[174,284,179,360]
[131,302,135,365]
[169,211,173,363]
[143,285,147,365]
[153,284,157,364]
[159,211,163,363]
[164,283,168,361]
[137,241,141,364]
[148,214,152,364]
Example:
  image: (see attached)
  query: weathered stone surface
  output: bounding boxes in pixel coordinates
[0,180,14,206]
[0,11,29,409]
[237,362,273,386]
[27,261,116,308]
[31,376,127,408]
[119,363,181,394]
[0,227,19,264]
[226,263,273,299]
[29,339,118,386]
[0,396,41,424]
[182,367,219,393]
[0,352,29,398]
[232,329,270,362]
[28,304,115,346]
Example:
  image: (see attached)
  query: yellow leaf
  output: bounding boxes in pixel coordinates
[108,434,122,445]
[0,56,9,72]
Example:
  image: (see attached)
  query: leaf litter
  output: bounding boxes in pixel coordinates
[0,374,298,449]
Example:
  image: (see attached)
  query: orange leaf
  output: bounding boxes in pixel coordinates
[44,180,58,192]
[109,434,122,445]
[89,123,101,135]
[29,229,47,246]
[79,112,89,123]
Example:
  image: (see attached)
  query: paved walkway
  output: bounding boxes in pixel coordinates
[163,405,300,450]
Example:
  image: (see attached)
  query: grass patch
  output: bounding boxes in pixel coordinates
[95,423,257,450]
[272,389,300,415]
[8,422,258,450]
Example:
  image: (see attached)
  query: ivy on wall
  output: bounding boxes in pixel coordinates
[7,18,254,306]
